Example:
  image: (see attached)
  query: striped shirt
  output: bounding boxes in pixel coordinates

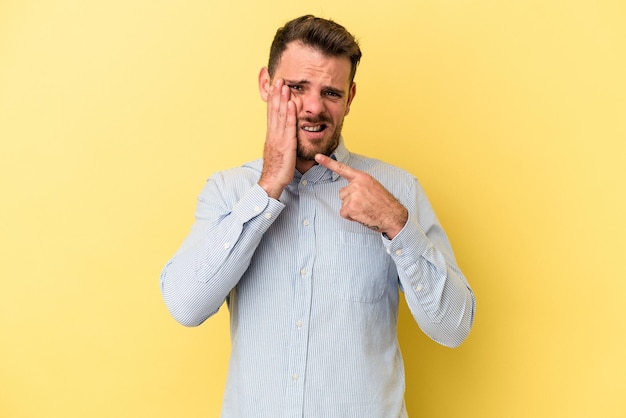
[160,139,476,418]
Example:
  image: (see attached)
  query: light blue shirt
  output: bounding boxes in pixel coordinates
[161,139,476,418]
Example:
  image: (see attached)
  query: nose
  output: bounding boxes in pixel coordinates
[300,92,325,117]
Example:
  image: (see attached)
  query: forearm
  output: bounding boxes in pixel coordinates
[160,219,262,327]
[386,214,476,347]
[160,182,284,326]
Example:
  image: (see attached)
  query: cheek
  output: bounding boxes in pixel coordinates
[331,104,349,121]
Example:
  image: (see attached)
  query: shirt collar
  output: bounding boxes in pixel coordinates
[327,137,350,182]
[289,137,351,185]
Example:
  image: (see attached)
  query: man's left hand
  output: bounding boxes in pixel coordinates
[315,154,409,239]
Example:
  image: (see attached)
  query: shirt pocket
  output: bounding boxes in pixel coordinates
[333,230,390,303]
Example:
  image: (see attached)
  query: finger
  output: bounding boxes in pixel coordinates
[314,154,360,181]
[278,83,290,126]
[267,79,281,126]
[269,78,283,107]
[338,185,351,201]
[268,79,288,125]
[286,100,296,136]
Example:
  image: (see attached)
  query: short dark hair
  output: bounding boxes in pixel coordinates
[268,15,362,85]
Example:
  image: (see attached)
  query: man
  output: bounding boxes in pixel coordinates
[161,15,475,418]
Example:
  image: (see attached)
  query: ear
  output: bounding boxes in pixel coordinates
[258,67,271,102]
[344,82,357,116]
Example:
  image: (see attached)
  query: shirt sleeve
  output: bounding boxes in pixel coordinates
[160,176,285,327]
[381,178,476,347]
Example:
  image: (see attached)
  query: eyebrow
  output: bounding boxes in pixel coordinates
[284,79,346,96]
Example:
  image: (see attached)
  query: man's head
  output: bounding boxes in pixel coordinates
[259,16,361,171]
[267,15,362,87]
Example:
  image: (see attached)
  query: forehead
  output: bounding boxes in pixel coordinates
[275,42,352,88]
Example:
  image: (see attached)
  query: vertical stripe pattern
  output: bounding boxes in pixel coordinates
[160,139,476,418]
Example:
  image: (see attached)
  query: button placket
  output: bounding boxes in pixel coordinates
[285,176,315,414]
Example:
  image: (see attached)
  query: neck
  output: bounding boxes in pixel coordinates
[296,158,317,174]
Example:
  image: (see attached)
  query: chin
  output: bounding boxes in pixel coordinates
[297,135,339,161]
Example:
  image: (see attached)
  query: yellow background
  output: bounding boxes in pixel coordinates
[2,0,625,417]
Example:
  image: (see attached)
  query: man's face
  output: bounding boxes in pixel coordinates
[263,42,356,162]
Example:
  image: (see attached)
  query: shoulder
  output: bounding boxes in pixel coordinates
[346,152,424,206]
[208,158,263,184]
[347,152,416,182]
[199,158,263,203]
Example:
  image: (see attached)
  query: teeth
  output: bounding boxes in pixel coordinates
[303,125,323,132]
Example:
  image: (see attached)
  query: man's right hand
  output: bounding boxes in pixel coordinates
[258,78,297,200]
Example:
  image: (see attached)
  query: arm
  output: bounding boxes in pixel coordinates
[160,179,284,327]
[161,76,297,327]
[315,154,476,347]
[385,177,475,348]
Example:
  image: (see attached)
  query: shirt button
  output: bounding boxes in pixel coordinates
[296,320,303,328]
[264,212,272,219]
[301,180,308,186]
[415,283,424,292]
[292,373,300,380]
[395,249,403,256]
[253,205,260,212]
[303,219,310,226]
[300,268,307,277]
[223,242,231,249]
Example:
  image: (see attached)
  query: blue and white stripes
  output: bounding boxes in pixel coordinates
[161,139,476,418]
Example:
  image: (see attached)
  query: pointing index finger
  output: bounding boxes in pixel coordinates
[315,153,359,181]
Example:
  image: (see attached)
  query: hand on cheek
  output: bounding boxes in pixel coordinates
[258,78,297,199]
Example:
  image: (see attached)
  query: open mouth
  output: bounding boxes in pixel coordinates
[302,124,327,132]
